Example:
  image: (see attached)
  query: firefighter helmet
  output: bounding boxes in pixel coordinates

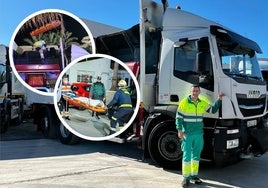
[118,80,127,88]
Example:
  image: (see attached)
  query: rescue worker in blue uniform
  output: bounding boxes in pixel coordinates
[107,80,133,135]
[176,85,224,187]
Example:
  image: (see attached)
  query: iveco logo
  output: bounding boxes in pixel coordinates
[247,90,261,98]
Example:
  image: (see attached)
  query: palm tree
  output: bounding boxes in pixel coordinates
[23,34,45,46]
[80,36,92,52]
[21,12,65,35]
[19,12,91,66]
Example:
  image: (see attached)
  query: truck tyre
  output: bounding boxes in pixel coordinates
[0,112,10,133]
[39,106,57,139]
[59,123,81,145]
[148,120,182,169]
[0,101,11,133]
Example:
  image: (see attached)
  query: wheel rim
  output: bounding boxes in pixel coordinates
[158,131,182,161]
[41,116,49,131]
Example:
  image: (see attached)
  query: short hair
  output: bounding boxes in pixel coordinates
[191,84,200,88]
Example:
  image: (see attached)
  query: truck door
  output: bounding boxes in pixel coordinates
[171,38,214,100]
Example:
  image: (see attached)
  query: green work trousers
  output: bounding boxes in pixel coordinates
[181,134,204,178]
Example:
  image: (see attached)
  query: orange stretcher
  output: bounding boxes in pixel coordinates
[62,94,107,113]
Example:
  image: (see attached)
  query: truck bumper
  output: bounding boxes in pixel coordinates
[213,126,241,166]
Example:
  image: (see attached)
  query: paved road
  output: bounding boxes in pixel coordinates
[1,121,268,188]
[63,108,111,138]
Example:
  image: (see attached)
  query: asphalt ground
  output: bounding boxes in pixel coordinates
[1,119,268,188]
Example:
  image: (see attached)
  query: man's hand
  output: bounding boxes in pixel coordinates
[178,131,184,139]
[218,93,224,100]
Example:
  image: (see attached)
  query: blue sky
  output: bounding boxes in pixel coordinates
[1,0,267,58]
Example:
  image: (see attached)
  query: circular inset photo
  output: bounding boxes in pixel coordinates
[54,54,140,141]
[9,9,95,96]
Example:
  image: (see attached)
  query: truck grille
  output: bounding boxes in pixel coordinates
[236,94,266,117]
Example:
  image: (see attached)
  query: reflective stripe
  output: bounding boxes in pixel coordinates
[111,116,117,121]
[184,118,203,122]
[191,160,199,176]
[182,162,191,177]
[110,127,117,131]
[119,104,132,108]
[177,110,203,117]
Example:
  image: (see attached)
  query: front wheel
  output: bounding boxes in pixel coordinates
[148,120,182,169]
[59,123,81,145]
[38,106,57,139]
[0,100,11,133]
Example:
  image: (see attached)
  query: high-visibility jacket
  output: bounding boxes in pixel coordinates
[108,88,132,109]
[176,95,221,135]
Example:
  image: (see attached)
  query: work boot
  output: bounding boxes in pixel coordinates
[181,178,190,187]
[190,176,202,184]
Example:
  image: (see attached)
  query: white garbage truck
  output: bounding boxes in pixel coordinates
[0,44,24,133]
[92,0,268,168]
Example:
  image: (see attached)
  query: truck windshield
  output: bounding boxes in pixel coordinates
[211,25,263,81]
[220,48,262,80]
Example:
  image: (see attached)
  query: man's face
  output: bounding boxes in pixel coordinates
[190,86,200,99]
[62,77,68,85]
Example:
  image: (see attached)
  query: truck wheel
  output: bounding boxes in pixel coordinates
[0,113,10,133]
[0,102,11,133]
[59,123,81,145]
[39,106,57,139]
[148,120,182,169]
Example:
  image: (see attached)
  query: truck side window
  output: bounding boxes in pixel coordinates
[174,40,198,84]
[173,39,214,91]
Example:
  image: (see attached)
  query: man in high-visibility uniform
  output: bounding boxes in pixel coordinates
[107,80,133,135]
[176,85,224,187]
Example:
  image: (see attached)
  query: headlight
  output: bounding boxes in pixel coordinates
[226,139,239,149]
